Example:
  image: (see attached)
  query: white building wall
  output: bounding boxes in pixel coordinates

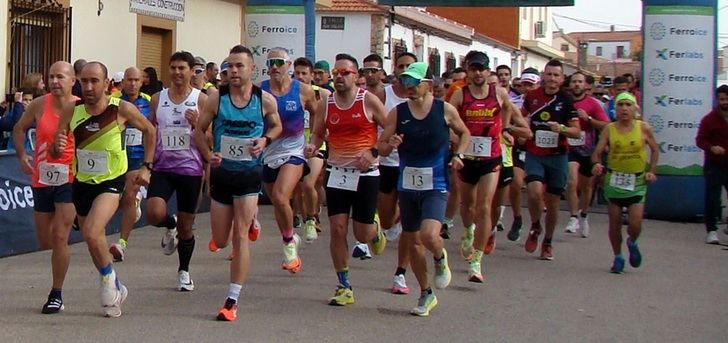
[315,13,372,67]
[0,0,8,95]
[470,40,513,73]
[588,40,632,61]
[176,0,242,66]
[520,7,553,46]
[385,22,415,72]
[521,51,551,72]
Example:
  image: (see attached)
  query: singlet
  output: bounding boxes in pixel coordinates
[607,121,647,174]
[380,84,407,167]
[116,92,151,160]
[70,97,127,184]
[459,84,503,160]
[260,79,305,166]
[32,95,75,188]
[523,87,579,156]
[213,85,265,172]
[325,88,378,169]
[570,95,609,157]
[153,88,204,176]
[202,82,216,94]
[395,99,450,192]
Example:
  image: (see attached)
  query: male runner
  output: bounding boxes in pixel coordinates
[204,62,219,91]
[313,60,335,93]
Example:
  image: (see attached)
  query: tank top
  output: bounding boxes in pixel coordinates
[118,92,151,161]
[379,85,407,167]
[32,95,75,188]
[70,97,127,184]
[153,88,204,176]
[607,121,647,174]
[459,84,502,160]
[260,79,305,167]
[396,99,449,192]
[325,88,378,168]
[213,85,265,172]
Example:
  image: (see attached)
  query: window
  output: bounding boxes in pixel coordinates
[561,44,569,52]
[534,21,545,38]
[596,46,603,56]
[446,52,457,71]
[393,38,408,56]
[617,45,625,59]
[428,48,441,77]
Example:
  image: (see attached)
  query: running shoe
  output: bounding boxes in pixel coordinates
[564,216,579,233]
[507,216,522,242]
[434,249,451,289]
[249,218,261,242]
[161,215,178,255]
[610,255,625,274]
[391,274,409,295]
[352,242,372,260]
[440,221,451,239]
[524,225,541,253]
[177,270,195,291]
[293,215,302,229]
[496,219,505,232]
[627,238,642,268]
[109,243,125,262]
[484,231,496,255]
[410,292,438,317]
[208,239,221,252]
[385,223,402,242]
[328,286,355,306]
[216,298,238,321]
[580,217,590,238]
[304,219,318,243]
[369,227,387,255]
[540,243,554,261]
[706,231,719,245]
[101,279,127,318]
[282,234,302,273]
[41,296,64,314]
[460,225,475,260]
[468,259,484,283]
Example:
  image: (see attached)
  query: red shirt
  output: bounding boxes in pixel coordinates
[458,84,502,160]
[523,88,579,156]
[33,95,75,188]
[569,95,609,156]
[696,108,728,169]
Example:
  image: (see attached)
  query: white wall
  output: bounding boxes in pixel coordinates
[315,13,372,67]
[176,0,242,67]
[520,7,553,46]
[588,41,632,61]
[471,40,513,73]
[521,50,551,73]
[0,0,8,95]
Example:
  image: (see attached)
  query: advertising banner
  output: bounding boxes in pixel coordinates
[245,6,306,82]
[129,0,186,22]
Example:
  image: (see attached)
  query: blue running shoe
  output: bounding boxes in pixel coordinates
[627,238,642,268]
[610,255,625,274]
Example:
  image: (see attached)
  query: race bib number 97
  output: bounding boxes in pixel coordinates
[327,167,361,191]
[38,162,69,186]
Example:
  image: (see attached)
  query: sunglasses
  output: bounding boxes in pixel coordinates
[399,75,421,88]
[266,58,288,68]
[362,67,382,74]
[193,69,204,75]
[331,68,358,77]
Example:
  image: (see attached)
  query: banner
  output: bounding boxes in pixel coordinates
[245,6,306,82]
[642,5,715,176]
[129,0,186,22]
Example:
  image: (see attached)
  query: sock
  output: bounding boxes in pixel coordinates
[543,237,552,245]
[514,215,522,222]
[155,214,176,230]
[49,288,62,300]
[227,283,242,302]
[177,237,195,272]
[580,212,588,219]
[395,267,407,276]
[499,206,505,220]
[434,250,444,262]
[282,228,294,244]
[98,263,113,277]
[118,238,127,249]
[422,287,433,296]
[336,267,350,289]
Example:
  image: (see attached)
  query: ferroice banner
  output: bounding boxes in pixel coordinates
[245,6,306,82]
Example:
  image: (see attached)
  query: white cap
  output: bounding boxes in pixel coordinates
[112,71,124,83]
[521,72,540,84]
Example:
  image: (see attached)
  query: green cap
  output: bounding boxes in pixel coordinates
[400,62,429,81]
[314,60,330,72]
[614,92,636,104]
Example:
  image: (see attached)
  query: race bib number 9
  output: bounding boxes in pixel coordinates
[161,127,191,151]
[220,135,254,161]
[466,136,492,157]
[535,130,558,148]
[77,149,108,175]
[327,167,361,191]
[402,167,433,191]
[38,162,69,186]
[125,128,143,147]
[567,131,586,147]
[609,172,636,191]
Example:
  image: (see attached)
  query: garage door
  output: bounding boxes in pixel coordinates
[139,27,164,85]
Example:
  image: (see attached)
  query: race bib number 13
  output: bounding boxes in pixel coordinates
[402,167,433,191]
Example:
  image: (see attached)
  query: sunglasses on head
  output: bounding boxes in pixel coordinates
[193,68,204,75]
[399,75,422,88]
[331,68,358,77]
[362,67,382,74]
[266,58,288,68]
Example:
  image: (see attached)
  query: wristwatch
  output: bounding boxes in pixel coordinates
[141,161,153,170]
[454,153,465,160]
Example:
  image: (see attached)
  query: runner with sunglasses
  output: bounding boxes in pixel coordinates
[260,48,320,272]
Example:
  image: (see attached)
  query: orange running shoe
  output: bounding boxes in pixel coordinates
[248,218,261,242]
[484,232,496,255]
[216,298,238,321]
[282,234,302,273]
[208,239,220,252]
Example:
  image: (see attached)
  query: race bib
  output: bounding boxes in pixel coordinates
[466,136,492,157]
[402,167,433,191]
[609,172,636,191]
[220,135,253,161]
[567,131,586,147]
[38,162,69,186]
[518,151,526,162]
[327,167,361,191]
[77,149,108,175]
[535,130,558,148]
[161,127,190,151]
[125,128,143,147]
[304,110,310,129]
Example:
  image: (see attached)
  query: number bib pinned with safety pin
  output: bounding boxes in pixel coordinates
[77,149,108,175]
[609,172,636,191]
[38,162,69,186]
[402,167,433,191]
[220,136,254,161]
[161,127,191,151]
[465,136,492,158]
[327,167,361,191]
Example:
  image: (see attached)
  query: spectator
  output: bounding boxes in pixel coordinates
[0,88,38,150]
[72,59,87,97]
[21,73,46,95]
[140,67,163,95]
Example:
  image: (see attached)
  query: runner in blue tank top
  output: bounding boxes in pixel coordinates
[378,62,471,317]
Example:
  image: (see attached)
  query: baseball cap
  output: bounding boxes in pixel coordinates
[614,91,636,104]
[465,51,490,69]
[112,71,124,83]
[400,62,430,81]
[521,70,540,84]
[220,60,229,73]
[313,60,330,72]
[194,56,206,67]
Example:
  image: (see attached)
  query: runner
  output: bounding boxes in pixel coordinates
[378,62,469,316]
[194,44,282,321]
[53,61,156,317]
[260,48,319,272]
[191,56,207,91]
[305,53,388,306]
[521,59,581,260]
[146,51,207,291]
[108,67,152,261]
[591,92,658,273]
[204,61,219,92]
[563,72,609,238]
[12,61,77,314]
[313,60,335,93]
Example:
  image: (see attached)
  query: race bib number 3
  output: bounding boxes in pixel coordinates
[402,167,433,191]
[609,172,636,191]
[535,130,558,148]
[161,127,191,151]
[125,128,143,147]
[567,131,586,147]
[77,149,108,175]
[327,167,361,191]
[221,136,253,161]
[466,136,493,157]
[38,162,69,186]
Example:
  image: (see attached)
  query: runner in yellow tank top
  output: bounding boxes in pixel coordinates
[591,92,659,274]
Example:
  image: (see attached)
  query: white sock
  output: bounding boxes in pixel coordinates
[227,283,242,302]
[499,206,505,220]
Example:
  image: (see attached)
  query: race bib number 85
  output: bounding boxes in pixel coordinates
[220,136,253,161]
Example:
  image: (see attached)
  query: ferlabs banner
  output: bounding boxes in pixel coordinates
[245,6,306,82]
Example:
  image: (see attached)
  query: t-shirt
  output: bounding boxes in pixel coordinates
[522,88,578,156]
[569,95,609,156]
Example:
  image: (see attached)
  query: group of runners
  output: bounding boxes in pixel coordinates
[13,44,660,320]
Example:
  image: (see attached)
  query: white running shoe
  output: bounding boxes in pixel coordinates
[352,242,372,260]
[304,219,318,243]
[706,231,719,244]
[391,274,409,295]
[433,249,451,289]
[385,223,402,242]
[564,216,579,233]
[580,217,590,238]
[161,228,178,256]
[101,275,127,318]
[177,270,195,291]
